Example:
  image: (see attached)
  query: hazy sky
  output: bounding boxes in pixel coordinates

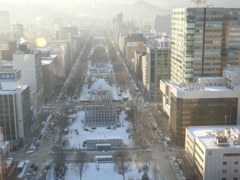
[1,0,240,7]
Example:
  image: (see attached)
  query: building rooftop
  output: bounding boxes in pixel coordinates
[187,126,240,149]
[162,79,240,99]
[0,85,28,94]
[0,69,19,73]
[15,49,40,54]
[41,55,57,65]
[126,42,141,47]
[41,60,53,65]
[187,126,231,138]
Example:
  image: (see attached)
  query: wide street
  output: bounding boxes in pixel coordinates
[14,30,183,180]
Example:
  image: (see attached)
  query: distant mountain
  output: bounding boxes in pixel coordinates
[122,0,170,20]
[0,2,76,24]
[133,0,161,11]
[0,0,171,25]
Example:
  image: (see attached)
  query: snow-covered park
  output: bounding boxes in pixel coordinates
[65,110,133,149]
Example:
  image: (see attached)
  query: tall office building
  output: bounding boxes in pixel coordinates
[170,8,240,84]
[41,55,58,102]
[0,11,10,33]
[160,65,240,145]
[154,15,171,34]
[12,23,24,39]
[13,44,43,114]
[142,35,170,100]
[0,70,31,147]
[56,26,78,40]
[118,33,145,56]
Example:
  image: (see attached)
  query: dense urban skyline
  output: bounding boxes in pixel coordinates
[0,1,240,179]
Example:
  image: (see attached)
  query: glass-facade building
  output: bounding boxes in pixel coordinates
[171,8,240,84]
[170,97,237,145]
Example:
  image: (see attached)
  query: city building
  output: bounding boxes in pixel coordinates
[118,33,145,56]
[160,65,240,145]
[154,15,171,34]
[12,44,43,114]
[126,42,145,68]
[186,125,240,180]
[0,69,31,148]
[112,13,124,39]
[85,137,123,150]
[0,11,10,33]
[0,40,17,61]
[142,35,170,100]
[134,49,146,81]
[41,55,58,102]
[12,23,24,39]
[0,129,17,180]
[56,26,78,40]
[170,8,240,84]
[41,41,71,78]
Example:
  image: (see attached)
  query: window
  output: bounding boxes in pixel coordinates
[224,153,240,157]
[222,169,227,173]
[222,178,226,180]
[234,161,238,165]
[233,178,238,180]
[234,169,238,173]
[223,162,227,165]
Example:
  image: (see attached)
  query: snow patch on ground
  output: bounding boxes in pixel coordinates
[65,110,133,149]
[65,162,140,180]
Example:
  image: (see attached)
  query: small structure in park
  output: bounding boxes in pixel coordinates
[85,136,123,150]
[85,90,117,126]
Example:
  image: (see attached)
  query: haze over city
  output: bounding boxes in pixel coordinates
[0,0,240,180]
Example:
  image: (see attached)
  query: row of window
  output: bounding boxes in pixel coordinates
[222,169,238,173]
[222,178,238,180]
[223,161,238,165]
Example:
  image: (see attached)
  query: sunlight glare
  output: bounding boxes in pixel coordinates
[36,37,47,47]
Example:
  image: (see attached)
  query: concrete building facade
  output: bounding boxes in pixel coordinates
[0,70,31,147]
[0,11,10,33]
[142,41,170,100]
[186,126,240,180]
[13,45,43,113]
[41,55,58,102]
[160,65,240,145]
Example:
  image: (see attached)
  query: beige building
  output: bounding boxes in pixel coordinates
[126,42,145,68]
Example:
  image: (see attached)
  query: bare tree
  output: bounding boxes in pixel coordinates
[115,149,130,180]
[141,172,150,180]
[53,135,69,179]
[72,148,88,180]
[115,71,129,92]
